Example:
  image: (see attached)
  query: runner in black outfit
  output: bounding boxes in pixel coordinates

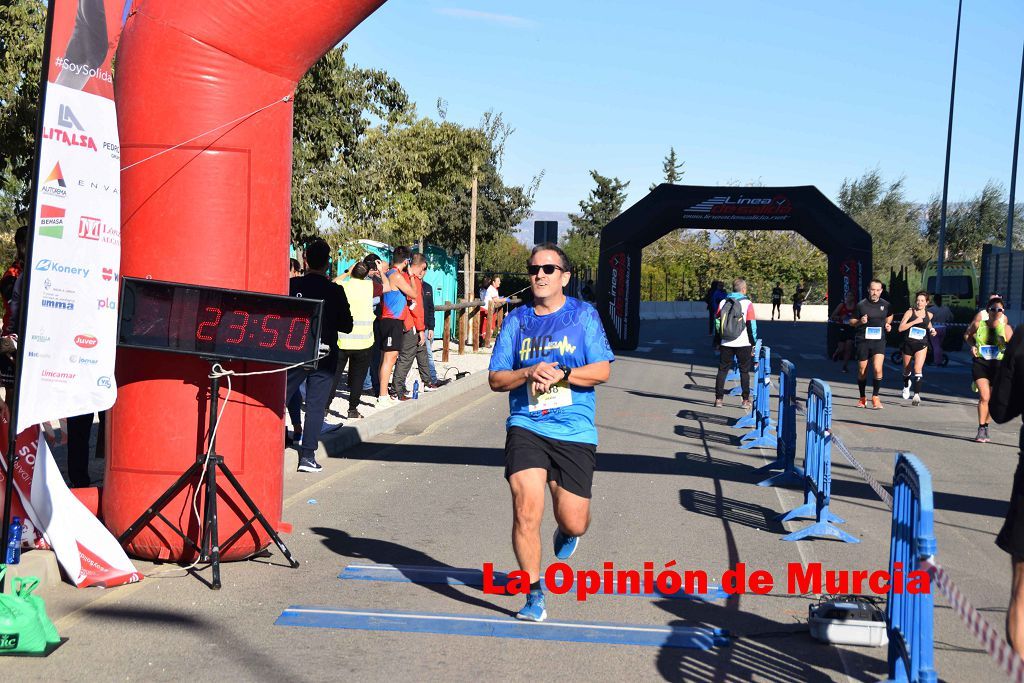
[770,282,783,320]
[898,291,936,406]
[848,279,893,409]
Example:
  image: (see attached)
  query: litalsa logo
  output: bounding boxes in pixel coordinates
[35,259,90,278]
[74,334,98,349]
[684,195,793,217]
[40,104,98,151]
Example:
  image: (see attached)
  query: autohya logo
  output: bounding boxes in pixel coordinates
[97,297,116,311]
[683,194,793,217]
[38,205,65,239]
[97,376,111,389]
[41,162,67,199]
[35,259,89,278]
[58,104,83,130]
[78,216,103,241]
[101,268,119,282]
[74,334,98,349]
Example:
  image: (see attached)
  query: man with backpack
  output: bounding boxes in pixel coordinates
[714,278,757,410]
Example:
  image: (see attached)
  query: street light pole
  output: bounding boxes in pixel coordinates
[1007,38,1024,251]
[936,0,963,299]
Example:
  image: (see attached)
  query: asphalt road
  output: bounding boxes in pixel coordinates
[6,318,1014,682]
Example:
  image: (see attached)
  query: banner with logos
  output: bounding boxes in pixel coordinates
[18,0,124,433]
[0,413,140,588]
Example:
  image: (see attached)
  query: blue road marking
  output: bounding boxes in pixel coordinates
[276,605,729,649]
[338,564,727,601]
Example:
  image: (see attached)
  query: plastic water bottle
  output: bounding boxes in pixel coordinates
[412,380,420,399]
[6,517,22,565]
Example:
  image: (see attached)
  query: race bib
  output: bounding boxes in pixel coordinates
[979,345,1000,360]
[908,327,926,340]
[529,380,572,412]
[865,326,883,340]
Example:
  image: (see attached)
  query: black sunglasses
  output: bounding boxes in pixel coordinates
[527,264,566,276]
[990,307,1004,313]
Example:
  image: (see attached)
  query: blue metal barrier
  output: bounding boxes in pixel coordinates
[887,453,936,683]
[725,339,759,396]
[778,379,858,543]
[738,345,776,449]
[756,359,804,487]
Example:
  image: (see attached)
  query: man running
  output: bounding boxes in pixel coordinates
[849,279,893,409]
[489,243,614,622]
[713,278,757,410]
[966,297,1013,443]
[771,282,784,320]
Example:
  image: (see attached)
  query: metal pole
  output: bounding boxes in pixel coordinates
[2,3,57,590]
[1007,38,1024,250]
[935,0,963,299]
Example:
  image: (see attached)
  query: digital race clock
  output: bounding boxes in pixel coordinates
[117,277,324,366]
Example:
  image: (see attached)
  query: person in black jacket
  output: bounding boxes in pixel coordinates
[991,323,1024,656]
[285,239,353,472]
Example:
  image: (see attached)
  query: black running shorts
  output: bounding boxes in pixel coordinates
[972,358,1000,384]
[378,318,405,352]
[504,426,596,499]
[901,340,928,357]
[856,339,886,361]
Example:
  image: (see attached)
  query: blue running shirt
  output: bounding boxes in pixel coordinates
[489,297,615,445]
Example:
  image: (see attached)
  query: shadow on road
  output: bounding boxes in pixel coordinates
[310,527,512,616]
[680,489,787,534]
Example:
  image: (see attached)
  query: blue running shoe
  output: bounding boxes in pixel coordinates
[516,590,547,622]
[553,528,579,560]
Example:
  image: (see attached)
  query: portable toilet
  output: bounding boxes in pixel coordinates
[337,239,393,275]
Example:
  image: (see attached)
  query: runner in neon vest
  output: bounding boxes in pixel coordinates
[966,296,1013,443]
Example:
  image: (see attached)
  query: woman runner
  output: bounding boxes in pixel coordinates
[830,291,857,373]
[898,291,936,406]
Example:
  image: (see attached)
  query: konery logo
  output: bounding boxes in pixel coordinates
[35,259,89,278]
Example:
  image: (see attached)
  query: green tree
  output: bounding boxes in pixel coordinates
[569,171,629,239]
[924,181,1024,265]
[650,146,684,191]
[291,44,410,245]
[477,232,530,275]
[838,169,930,279]
[0,0,46,253]
[565,171,628,269]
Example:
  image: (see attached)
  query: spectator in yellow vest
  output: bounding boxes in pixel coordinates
[331,261,376,419]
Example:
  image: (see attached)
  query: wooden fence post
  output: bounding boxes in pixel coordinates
[442,302,452,362]
[471,305,480,352]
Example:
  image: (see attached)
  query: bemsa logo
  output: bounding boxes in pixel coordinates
[38,205,65,239]
[35,259,89,278]
[40,104,98,152]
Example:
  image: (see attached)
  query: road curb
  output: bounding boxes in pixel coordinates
[316,369,491,458]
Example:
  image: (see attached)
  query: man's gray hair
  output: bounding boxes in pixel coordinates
[732,278,747,292]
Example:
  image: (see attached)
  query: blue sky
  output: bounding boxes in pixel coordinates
[344,1,1024,214]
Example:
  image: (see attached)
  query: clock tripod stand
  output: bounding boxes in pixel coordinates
[118,361,300,589]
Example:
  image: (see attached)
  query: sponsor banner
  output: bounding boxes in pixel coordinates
[682,194,793,222]
[19,0,124,433]
[607,251,632,341]
[0,412,140,588]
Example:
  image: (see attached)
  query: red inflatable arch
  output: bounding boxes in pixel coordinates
[108,0,387,560]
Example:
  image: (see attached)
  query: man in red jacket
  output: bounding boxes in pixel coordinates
[393,253,435,400]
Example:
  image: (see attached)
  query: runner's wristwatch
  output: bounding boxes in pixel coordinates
[560,364,571,383]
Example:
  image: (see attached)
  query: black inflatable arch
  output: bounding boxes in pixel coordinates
[596,184,872,351]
